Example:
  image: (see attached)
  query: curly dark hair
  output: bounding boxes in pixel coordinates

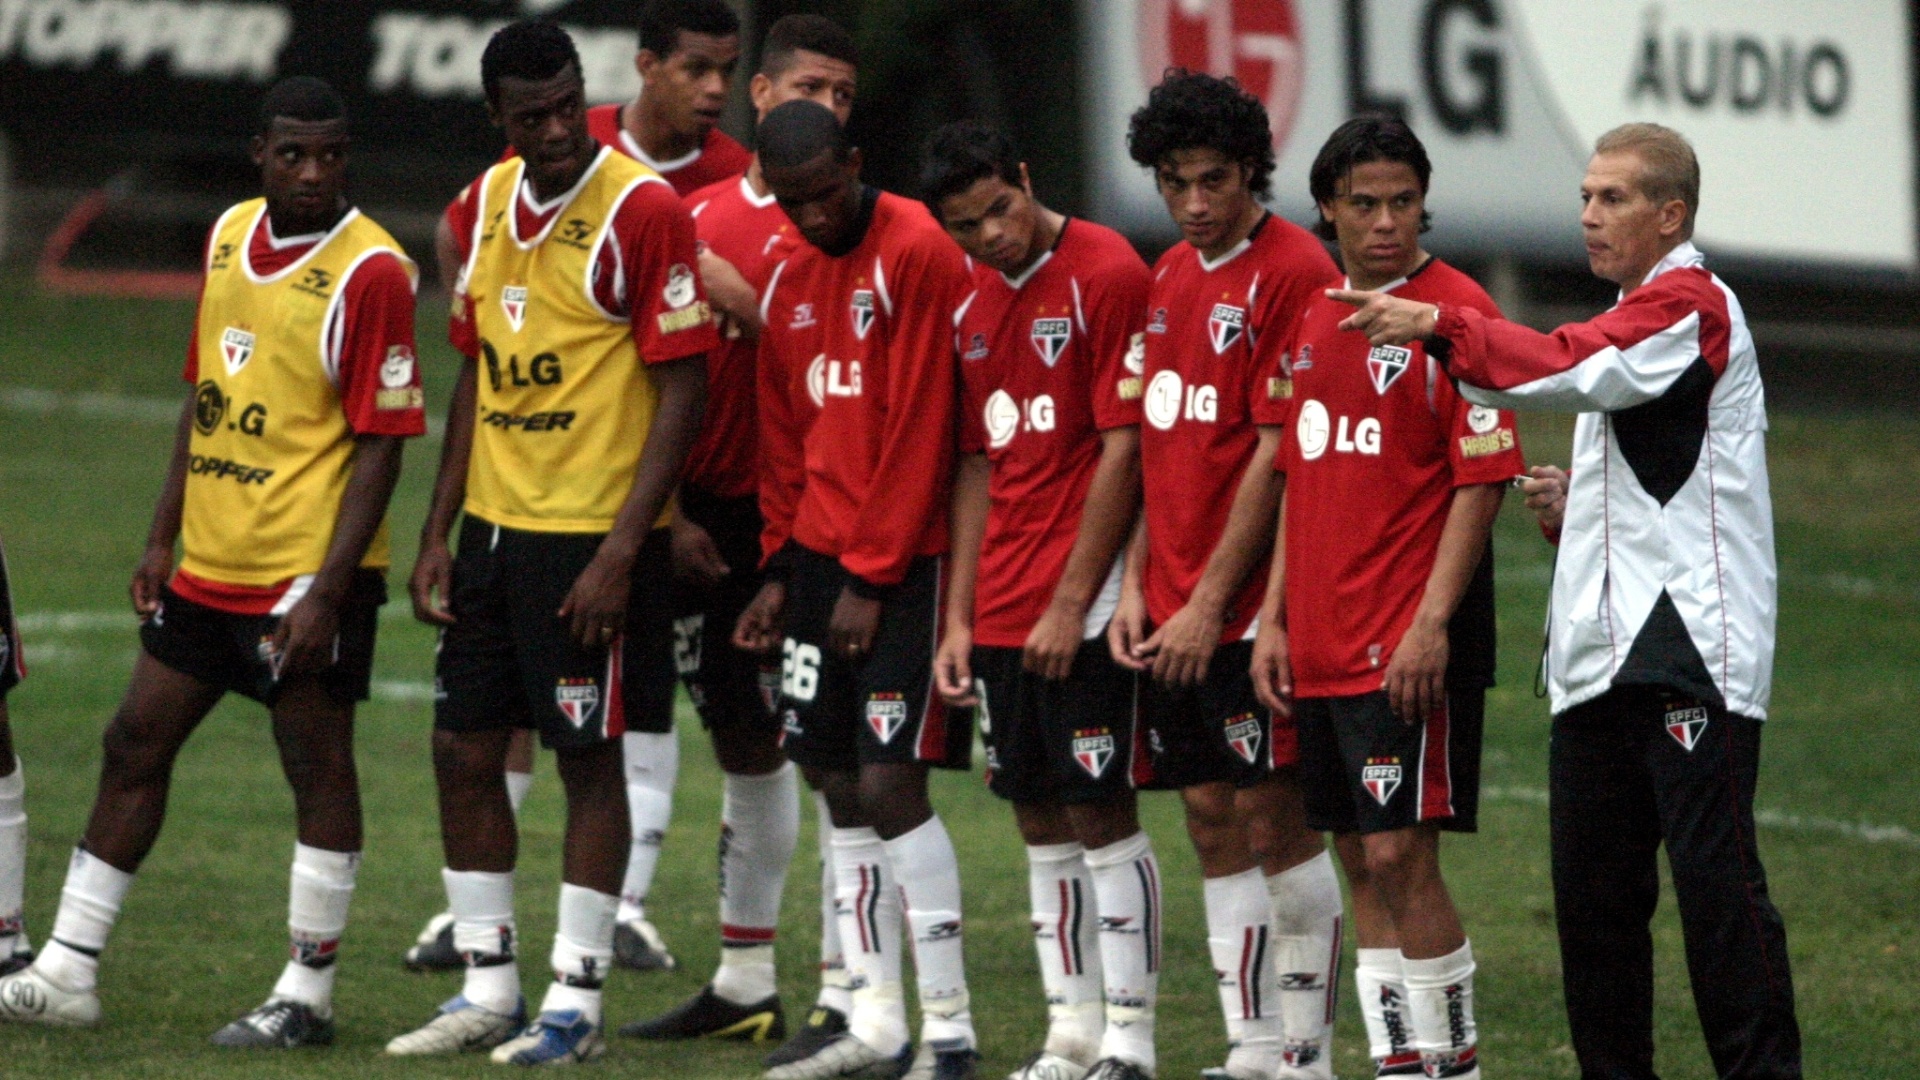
[1127,69,1275,199]
[1308,115,1433,241]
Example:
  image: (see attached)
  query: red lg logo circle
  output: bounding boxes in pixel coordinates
[1138,0,1305,154]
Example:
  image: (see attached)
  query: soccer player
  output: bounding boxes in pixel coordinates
[387,20,712,1066]
[1334,122,1802,1080]
[1115,71,1346,1080]
[735,100,975,1080]
[0,77,424,1045]
[620,13,861,1048]
[0,540,30,977]
[922,122,1163,1080]
[1251,117,1519,1080]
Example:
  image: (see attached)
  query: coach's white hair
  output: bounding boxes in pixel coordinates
[1594,123,1700,239]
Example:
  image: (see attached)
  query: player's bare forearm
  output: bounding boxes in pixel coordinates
[1046,426,1140,618]
[1189,426,1283,617]
[434,214,463,295]
[145,391,195,554]
[1257,479,1290,629]
[1411,482,1505,632]
[600,354,707,568]
[309,435,406,602]
[943,453,991,635]
[421,358,478,549]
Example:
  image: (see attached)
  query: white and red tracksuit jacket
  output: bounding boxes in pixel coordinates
[1433,242,1776,720]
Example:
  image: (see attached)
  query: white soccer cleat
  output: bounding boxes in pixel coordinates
[0,964,101,1027]
[1008,1051,1092,1080]
[386,994,527,1056]
[764,1031,912,1080]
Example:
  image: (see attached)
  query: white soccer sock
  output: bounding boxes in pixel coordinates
[270,844,358,1015]
[1204,867,1283,1078]
[1268,851,1343,1079]
[0,761,26,958]
[886,816,974,1049]
[40,848,133,993]
[1403,940,1480,1079]
[832,827,906,1055]
[815,792,853,1015]
[617,731,678,924]
[1085,830,1162,1072]
[1354,948,1418,1072]
[445,868,519,1015]
[1026,842,1103,1064]
[506,769,534,817]
[712,764,798,1004]
[541,883,617,1025]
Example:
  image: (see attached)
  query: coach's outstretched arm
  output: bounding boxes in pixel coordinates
[1328,270,1731,414]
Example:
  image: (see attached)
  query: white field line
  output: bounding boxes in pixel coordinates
[1484,785,1919,850]
[1,385,442,438]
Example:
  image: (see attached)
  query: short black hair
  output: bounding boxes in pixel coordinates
[1308,115,1434,240]
[258,76,345,136]
[1127,69,1275,199]
[481,19,581,108]
[639,0,740,58]
[920,121,1022,217]
[758,99,851,170]
[761,13,859,76]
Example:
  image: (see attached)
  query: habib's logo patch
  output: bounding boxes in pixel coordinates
[555,678,600,728]
[1224,714,1262,764]
[1665,706,1709,751]
[1208,303,1246,354]
[850,289,877,340]
[1367,344,1412,394]
[1072,730,1115,778]
[221,326,255,376]
[501,285,528,331]
[1363,758,1403,805]
[1031,317,1071,367]
[866,693,908,743]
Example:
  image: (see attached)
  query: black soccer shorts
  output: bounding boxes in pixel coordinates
[1296,688,1483,835]
[1137,640,1298,790]
[0,542,23,698]
[972,640,1141,804]
[435,516,676,750]
[671,488,778,735]
[140,570,385,706]
[774,545,970,772]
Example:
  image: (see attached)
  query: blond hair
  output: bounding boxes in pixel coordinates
[1593,123,1700,238]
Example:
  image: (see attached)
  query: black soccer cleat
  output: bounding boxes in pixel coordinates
[903,1041,980,1080]
[404,912,463,973]
[209,998,336,1049]
[0,944,35,979]
[613,918,678,971]
[619,984,786,1041]
[764,1003,850,1067]
[1083,1058,1154,1080]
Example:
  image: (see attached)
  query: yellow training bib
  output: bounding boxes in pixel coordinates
[182,199,415,588]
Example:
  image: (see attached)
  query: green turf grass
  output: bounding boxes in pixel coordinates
[0,276,1914,1077]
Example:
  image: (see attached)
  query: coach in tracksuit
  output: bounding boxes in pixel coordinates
[1331,122,1801,1079]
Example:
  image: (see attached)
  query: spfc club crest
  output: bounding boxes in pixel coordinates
[850,289,877,340]
[1208,303,1246,354]
[221,326,255,376]
[1224,715,1262,764]
[1363,761,1402,806]
[1073,733,1115,778]
[866,694,907,743]
[501,285,528,331]
[1030,317,1071,367]
[1665,706,1709,751]
[555,679,600,728]
[1367,344,1412,394]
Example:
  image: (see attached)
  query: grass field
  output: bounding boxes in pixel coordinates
[0,277,1914,1079]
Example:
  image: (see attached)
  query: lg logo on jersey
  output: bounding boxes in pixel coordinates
[1295,399,1380,460]
[984,391,1055,449]
[1144,370,1217,430]
[805,354,862,407]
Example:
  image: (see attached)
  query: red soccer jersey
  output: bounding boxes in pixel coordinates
[758,190,969,587]
[957,219,1149,647]
[1138,214,1336,641]
[588,104,753,197]
[444,160,717,366]
[683,174,800,499]
[1278,258,1524,696]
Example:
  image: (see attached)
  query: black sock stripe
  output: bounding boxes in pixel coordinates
[50,937,101,959]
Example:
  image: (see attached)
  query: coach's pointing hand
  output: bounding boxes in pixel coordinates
[1327,289,1439,348]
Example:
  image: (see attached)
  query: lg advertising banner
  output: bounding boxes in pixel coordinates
[1083,0,1916,271]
